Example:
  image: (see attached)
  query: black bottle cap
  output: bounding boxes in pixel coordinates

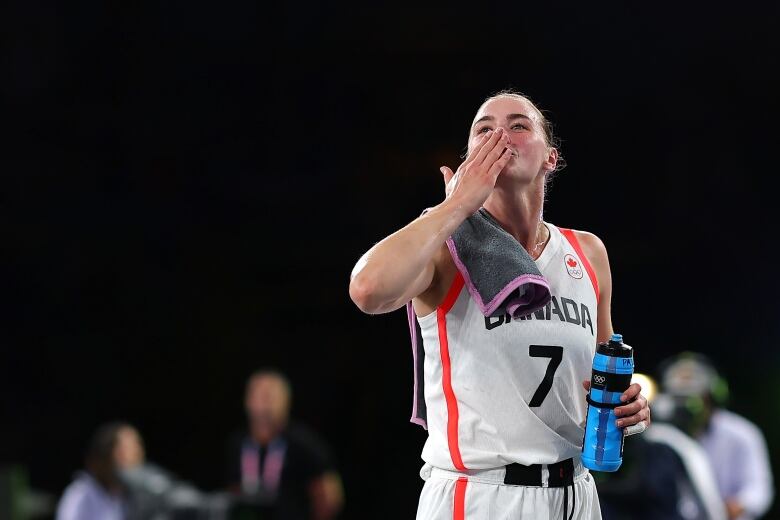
[597,333,633,358]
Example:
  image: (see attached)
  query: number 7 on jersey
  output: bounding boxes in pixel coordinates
[528,345,563,407]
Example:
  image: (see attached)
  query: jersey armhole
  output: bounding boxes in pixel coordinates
[439,270,465,314]
[559,228,600,305]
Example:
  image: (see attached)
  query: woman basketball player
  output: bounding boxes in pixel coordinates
[349,91,650,519]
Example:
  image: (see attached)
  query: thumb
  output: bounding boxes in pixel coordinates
[582,380,591,392]
[440,166,454,186]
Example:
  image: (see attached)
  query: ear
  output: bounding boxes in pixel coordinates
[544,147,559,173]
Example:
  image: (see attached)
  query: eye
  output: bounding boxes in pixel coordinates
[476,126,492,134]
[511,123,528,131]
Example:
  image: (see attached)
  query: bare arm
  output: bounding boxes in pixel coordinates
[349,200,468,314]
[575,230,613,344]
[349,128,513,314]
[577,231,650,431]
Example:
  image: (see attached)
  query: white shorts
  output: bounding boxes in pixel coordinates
[416,462,602,520]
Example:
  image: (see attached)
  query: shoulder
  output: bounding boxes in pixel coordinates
[225,430,248,452]
[226,429,246,443]
[61,473,95,498]
[557,227,612,305]
[568,229,609,265]
[557,227,610,277]
[285,422,337,473]
[286,422,333,454]
[711,409,765,441]
[57,474,99,517]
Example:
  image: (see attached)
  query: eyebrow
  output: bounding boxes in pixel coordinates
[507,113,532,122]
[473,113,532,126]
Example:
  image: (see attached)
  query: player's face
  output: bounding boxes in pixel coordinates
[468,96,556,183]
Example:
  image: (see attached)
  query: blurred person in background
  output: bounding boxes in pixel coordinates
[596,376,726,520]
[656,353,774,520]
[55,422,142,520]
[57,421,205,520]
[117,432,205,519]
[225,370,344,520]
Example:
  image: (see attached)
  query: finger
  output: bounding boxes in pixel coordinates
[473,127,508,167]
[487,146,513,179]
[484,136,513,173]
[614,398,643,418]
[620,383,642,402]
[462,131,492,166]
[440,166,454,186]
[582,380,591,391]
[477,128,511,168]
[441,166,457,198]
[623,420,648,437]
[616,405,650,428]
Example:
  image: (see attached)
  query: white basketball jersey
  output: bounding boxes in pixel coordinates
[413,223,599,471]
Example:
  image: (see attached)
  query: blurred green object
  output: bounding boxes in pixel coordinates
[0,465,27,520]
[0,465,55,520]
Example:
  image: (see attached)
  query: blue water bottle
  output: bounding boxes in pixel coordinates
[581,333,634,472]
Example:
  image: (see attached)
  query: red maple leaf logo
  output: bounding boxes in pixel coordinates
[566,257,578,268]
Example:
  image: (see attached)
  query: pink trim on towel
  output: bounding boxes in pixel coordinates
[446,237,550,318]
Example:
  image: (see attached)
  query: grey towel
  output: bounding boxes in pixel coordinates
[406,208,551,429]
[447,208,551,318]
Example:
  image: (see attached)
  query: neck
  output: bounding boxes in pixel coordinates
[482,175,547,254]
[251,422,285,446]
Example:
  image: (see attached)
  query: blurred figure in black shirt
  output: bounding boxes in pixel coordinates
[225,370,344,520]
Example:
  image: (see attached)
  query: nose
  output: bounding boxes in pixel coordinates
[497,126,512,139]
[497,127,514,146]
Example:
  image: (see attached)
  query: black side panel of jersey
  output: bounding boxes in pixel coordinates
[414,316,427,425]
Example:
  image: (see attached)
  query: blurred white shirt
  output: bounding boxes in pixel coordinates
[55,472,125,520]
[700,409,774,520]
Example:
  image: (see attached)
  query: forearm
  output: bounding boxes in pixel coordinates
[349,197,469,314]
[350,128,511,314]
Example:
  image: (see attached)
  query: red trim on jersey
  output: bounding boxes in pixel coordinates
[438,271,466,471]
[440,270,465,313]
[559,228,600,305]
[453,477,468,520]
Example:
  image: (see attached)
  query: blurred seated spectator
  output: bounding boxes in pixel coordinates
[57,422,206,520]
[225,370,344,520]
[55,422,137,520]
[658,353,774,520]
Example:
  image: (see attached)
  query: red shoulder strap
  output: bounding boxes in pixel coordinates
[559,228,600,305]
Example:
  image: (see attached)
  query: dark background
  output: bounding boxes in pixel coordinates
[3,1,779,518]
